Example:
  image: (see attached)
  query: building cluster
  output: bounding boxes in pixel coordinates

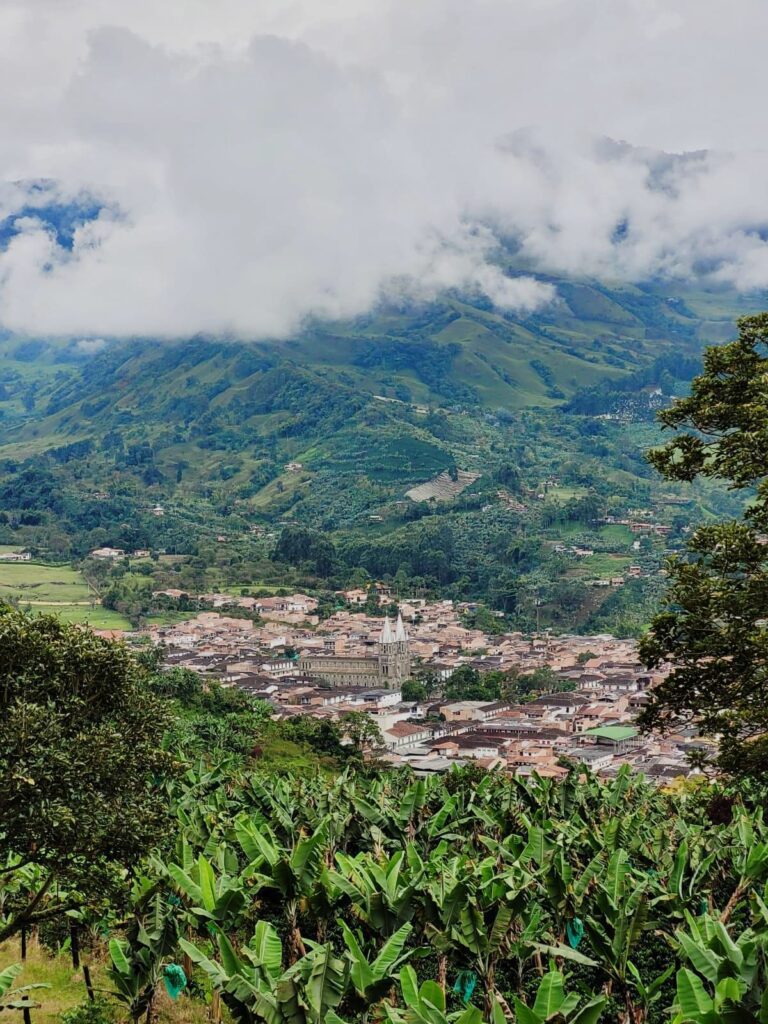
[595,514,672,537]
[136,596,708,784]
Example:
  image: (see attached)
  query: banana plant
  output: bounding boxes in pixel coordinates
[382,965,503,1024]
[107,890,180,1023]
[425,855,534,1016]
[339,919,416,1017]
[671,909,768,1022]
[581,849,659,1023]
[655,833,717,923]
[718,811,768,924]
[181,921,349,1024]
[0,964,48,1014]
[512,969,607,1024]
[328,848,425,938]
[235,814,330,961]
[162,844,247,934]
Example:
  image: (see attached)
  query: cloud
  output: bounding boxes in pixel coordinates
[0,1,766,339]
[73,337,107,354]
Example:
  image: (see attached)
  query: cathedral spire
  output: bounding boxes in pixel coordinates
[395,612,407,643]
[380,616,393,644]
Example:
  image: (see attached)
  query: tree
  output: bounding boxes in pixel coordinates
[401,680,427,702]
[340,711,383,754]
[0,605,173,941]
[638,313,768,775]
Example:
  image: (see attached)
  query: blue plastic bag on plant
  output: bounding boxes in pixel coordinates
[163,964,187,1000]
[566,917,584,949]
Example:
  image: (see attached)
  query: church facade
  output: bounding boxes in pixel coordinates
[298,614,411,689]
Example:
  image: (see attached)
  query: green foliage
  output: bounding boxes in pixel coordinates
[401,680,428,702]
[0,281,734,633]
[273,526,337,576]
[0,963,49,1013]
[443,665,571,703]
[59,996,117,1024]
[7,708,768,1023]
[0,604,173,942]
[640,313,768,775]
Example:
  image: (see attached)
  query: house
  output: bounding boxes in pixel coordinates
[382,722,433,750]
[525,693,590,714]
[90,547,125,560]
[0,550,31,562]
[582,725,641,754]
[261,657,298,679]
[440,700,511,723]
[569,747,614,771]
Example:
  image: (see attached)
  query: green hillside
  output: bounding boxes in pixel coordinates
[0,276,756,633]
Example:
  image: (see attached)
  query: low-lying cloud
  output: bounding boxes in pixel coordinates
[0,0,766,339]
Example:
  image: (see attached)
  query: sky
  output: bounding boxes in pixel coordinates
[0,0,766,339]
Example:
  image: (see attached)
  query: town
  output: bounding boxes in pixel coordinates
[117,587,707,783]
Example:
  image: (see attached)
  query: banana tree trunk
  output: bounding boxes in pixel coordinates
[437,955,448,994]
[494,988,514,1021]
[182,927,192,989]
[482,960,497,1019]
[210,987,221,1024]
[286,902,306,964]
[82,964,95,1002]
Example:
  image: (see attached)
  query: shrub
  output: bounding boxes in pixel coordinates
[59,997,116,1024]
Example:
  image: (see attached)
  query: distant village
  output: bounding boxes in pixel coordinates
[107,585,710,784]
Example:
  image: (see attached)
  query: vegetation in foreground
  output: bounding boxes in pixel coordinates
[2,601,768,1024]
[7,314,768,1022]
[640,313,768,776]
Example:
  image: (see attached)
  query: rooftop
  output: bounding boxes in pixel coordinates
[584,725,638,741]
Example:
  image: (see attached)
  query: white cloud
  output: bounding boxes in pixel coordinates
[0,1,766,339]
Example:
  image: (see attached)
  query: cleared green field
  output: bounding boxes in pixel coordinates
[0,562,131,628]
[579,553,633,578]
[546,485,589,502]
[0,561,93,603]
[599,524,635,545]
[34,605,132,629]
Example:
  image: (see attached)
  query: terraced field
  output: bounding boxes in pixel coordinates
[406,469,481,502]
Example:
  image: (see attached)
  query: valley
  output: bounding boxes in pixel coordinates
[0,277,752,637]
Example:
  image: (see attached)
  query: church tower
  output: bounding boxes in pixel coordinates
[377,613,411,688]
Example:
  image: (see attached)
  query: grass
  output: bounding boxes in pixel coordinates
[0,562,93,603]
[0,563,134,628]
[0,937,217,1023]
[578,552,633,578]
[545,485,589,502]
[599,524,635,545]
[28,605,133,630]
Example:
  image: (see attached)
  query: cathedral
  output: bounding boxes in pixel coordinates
[297,613,411,689]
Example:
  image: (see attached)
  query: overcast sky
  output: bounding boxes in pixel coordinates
[0,0,766,339]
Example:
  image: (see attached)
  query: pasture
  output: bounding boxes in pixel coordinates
[0,561,93,604]
[0,561,132,629]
